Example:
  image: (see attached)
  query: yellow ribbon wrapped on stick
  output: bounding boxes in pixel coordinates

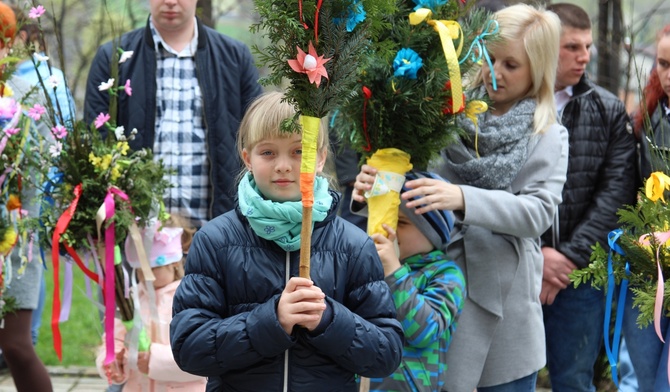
[365,148,413,237]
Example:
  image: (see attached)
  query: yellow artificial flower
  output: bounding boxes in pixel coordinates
[100,154,112,171]
[0,228,17,255]
[645,172,670,202]
[116,141,129,156]
[110,166,121,182]
[2,85,13,97]
[89,152,101,167]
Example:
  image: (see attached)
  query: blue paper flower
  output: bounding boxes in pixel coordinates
[334,2,366,32]
[393,48,423,79]
[412,0,448,12]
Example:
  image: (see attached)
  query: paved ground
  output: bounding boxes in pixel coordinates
[0,367,555,391]
[0,367,109,392]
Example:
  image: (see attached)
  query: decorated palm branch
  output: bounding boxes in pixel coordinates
[12,5,171,367]
[251,0,394,277]
[571,117,670,386]
[333,0,493,237]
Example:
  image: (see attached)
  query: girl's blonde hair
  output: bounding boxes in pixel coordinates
[474,4,561,134]
[237,91,329,164]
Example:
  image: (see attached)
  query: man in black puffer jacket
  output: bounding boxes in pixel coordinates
[540,4,638,392]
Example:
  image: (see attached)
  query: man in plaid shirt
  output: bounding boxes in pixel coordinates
[85,0,263,228]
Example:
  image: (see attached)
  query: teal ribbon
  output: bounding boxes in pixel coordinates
[603,228,630,388]
[39,169,63,268]
[459,19,499,91]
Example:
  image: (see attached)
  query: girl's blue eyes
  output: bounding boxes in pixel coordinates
[259,150,302,155]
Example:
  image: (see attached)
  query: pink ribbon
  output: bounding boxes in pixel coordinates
[102,188,130,366]
[638,230,670,385]
[60,260,73,322]
[0,135,8,157]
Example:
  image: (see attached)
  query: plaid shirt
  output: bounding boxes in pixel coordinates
[151,20,211,227]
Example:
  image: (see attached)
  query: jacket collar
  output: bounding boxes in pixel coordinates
[569,74,595,99]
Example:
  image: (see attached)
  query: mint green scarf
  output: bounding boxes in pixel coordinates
[238,172,333,251]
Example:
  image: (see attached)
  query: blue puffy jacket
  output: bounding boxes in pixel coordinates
[170,192,404,391]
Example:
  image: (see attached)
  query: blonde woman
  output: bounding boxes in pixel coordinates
[355,4,568,391]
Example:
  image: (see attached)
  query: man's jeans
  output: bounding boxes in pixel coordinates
[477,372,538,392]
[543,283,605,392]
[622,286,670,392]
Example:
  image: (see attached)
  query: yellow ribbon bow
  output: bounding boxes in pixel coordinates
[464,100,488,158]
[409,8,464,113]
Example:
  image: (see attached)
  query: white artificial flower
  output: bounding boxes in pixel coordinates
[34,53,49,62]
[114,126,126,140]
[119,51,134,64]
[48,75,59,89]
[98,78,115,91]
[49,142,63,158]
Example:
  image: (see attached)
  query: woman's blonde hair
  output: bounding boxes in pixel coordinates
[236,91,329,166]
[474,4,561,134]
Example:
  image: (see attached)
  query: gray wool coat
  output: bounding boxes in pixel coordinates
[434,123,569,392]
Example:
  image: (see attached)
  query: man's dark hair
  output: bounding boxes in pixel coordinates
[11,5,47,53]
[546,3,591,30]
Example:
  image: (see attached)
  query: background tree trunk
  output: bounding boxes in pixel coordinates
[597,0,624,95]
[198,0,214,28]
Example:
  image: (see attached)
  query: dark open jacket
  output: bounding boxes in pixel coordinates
[170,192,404,392]
[540,75,638,268]
[84,17,263,219]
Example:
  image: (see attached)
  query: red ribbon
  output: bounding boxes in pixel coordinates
[313,0,323,43]
[362,86,372,152]
[297,0,324,43]
[298,0,308,29]
[51,183,82,361]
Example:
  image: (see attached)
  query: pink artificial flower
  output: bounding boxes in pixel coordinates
[0,97,18,120]
[28,5,45,19]
[4,128,19,137]
[124,79,132,96]
[94,113,110,129]
[27,104,46,121]
[287,41,331,88]
[52,125,67,139]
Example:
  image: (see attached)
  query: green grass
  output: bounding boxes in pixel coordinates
[35,258,104,367]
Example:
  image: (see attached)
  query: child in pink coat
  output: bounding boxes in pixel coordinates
[96,219,206,391]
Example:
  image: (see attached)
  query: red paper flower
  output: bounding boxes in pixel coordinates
[288,41,331,88]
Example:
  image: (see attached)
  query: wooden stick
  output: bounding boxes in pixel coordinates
[114,263,133,321]
[299,206,313,278]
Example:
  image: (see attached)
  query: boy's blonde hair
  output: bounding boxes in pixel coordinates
[236,91,329,162]
[473,4,561,134]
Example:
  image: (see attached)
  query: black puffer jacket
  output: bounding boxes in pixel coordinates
[84,17,263,219]
[540,76,638,268]
[170,192,404,392]
[639,97,670,179]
